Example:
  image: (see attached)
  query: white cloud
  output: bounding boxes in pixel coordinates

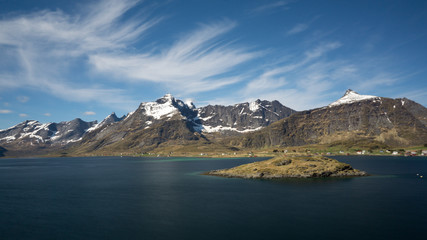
[228,42,348,110]
[0,74,25,89]
[84,111,96,116]
[0,0,257,109]
[0,109,12,114]
[19,113,28,117]
[0,0,156,54]
[287,24,308,35]
[89,20,258,94]
[17,96,29,103]
[242,72,287,96]
[0,0,159,109]
[304,42,342,60]
[356,74,398,91]
[43,113,51,116]
[1,0,408,113]
[251,1,289,14]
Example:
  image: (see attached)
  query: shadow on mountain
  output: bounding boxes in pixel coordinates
[0,146,7,157]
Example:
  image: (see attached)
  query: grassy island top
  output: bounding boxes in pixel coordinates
[205,155,368,179]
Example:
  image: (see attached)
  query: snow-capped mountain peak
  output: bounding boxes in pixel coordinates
[143,96,180,119]
[0,118,97,145]
[140,94,197,120]
[249,99,261,112]
[155,93,174,104]
[328,89,378,107]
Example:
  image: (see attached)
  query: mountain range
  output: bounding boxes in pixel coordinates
[1,90,426,157]
[225,90,427,149]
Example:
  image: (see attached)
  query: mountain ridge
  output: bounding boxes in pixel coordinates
[68,94,295,154]
[0,94,295,156]
[1,90,426,157]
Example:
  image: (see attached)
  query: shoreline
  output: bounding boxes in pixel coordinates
[203,155,369,179]
[1,152,427,159]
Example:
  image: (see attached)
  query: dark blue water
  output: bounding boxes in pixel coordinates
[0,156,426,240]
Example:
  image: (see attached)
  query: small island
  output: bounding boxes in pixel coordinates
[205,156,368,179]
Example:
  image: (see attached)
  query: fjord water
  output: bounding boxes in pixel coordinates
[1,156,426,240]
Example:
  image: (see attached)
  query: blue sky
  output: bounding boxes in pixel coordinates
[1,0,427,129]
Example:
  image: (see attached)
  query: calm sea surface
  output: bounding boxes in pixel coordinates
[0,155,426,240]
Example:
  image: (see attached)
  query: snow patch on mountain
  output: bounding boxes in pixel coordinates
[201,125,263,133]
[124,110,135,121]
[65,137,83,144]
[87,112,123,132]
[185,100,196,109]
[249,100,260,112]
[198,115,214,121]
[19,131,44,142]
[86,124,101,133]
[141,94,181,119]
[329,89,378,107]
[0,135,16,142]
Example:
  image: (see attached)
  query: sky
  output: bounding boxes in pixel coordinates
[1,0,427,129]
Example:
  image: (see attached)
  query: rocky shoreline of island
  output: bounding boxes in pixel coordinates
[204,155,368,179]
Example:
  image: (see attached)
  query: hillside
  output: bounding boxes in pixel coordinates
[224,90,427,149]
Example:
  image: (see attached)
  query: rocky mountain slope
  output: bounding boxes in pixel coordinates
[0,114,123,156]
[0,118,96,145]
[72,94,202,154]
[226,90,427,148]
[197,99,295,134]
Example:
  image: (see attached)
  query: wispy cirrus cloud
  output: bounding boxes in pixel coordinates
[0,0,156,54]
[250,1,290,14]
[230,39,413,110]
[0,110,12,114]
[89,20,258,94]
[83,111,96,116]
[0,0,160,110]
[17,96,29,103]
[222,42,349,110]
[0,0,258,108]
[287,23,309,35]
[356,73,398,91]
